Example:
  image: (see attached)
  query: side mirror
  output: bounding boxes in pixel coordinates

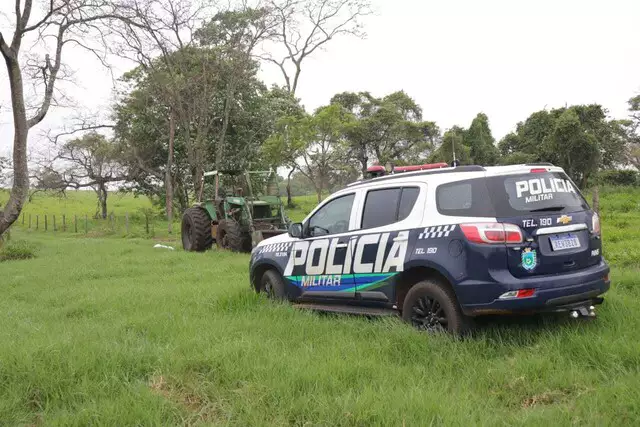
[289,222,303,238]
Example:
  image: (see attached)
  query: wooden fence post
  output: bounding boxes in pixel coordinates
[36,215,39,230]
[125,212,129,235]
[53,215,57,232]
[85,215,88,234]
[45,215,48,231]
[62,214,66,232]
[74,215,78,233]
[145,214,149,235]
[29,214,32,229]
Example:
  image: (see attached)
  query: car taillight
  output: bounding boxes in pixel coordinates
[460,223,523,244]
[530,168,547,173]
[592,212,601,235]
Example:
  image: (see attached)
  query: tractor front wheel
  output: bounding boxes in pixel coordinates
[217,219,251,252]
[181,207,213,252]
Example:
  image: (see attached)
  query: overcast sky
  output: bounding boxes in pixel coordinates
[1,0,639,159]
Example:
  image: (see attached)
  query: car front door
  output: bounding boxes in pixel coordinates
[284,192,358,300]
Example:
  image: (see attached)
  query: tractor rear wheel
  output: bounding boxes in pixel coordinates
[217,219,251,252]
[181,207,213,252]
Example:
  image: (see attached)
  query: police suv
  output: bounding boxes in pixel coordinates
[248,163,610,333]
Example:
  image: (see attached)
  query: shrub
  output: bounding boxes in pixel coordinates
[0,240,37,261]
[598,170,639,186]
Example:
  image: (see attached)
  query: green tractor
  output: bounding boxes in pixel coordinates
[181,169,290,252]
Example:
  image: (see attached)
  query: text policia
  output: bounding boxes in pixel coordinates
[515,176,577,203]
[284,231,409,278]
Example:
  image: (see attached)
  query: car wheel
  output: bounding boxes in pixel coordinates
[260,270,287,301]
[402,280,472,335]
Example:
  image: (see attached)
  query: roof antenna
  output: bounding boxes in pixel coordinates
[451,130,459,167]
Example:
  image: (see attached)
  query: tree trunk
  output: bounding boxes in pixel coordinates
[175,174,189,212]
[215,81,235,170]
[0,57,30,235]
[166,110,175,234]
[286,167,295,207]
[360,151,368,178]
[97,184,108,219]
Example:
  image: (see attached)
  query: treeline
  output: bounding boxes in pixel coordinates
[14,2,639,223]
[266,95,639,202]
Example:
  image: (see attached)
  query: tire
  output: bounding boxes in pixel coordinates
[181,207,213,252]
[260,270,287,301]
[401,280,472,335]
[216,219,251,252]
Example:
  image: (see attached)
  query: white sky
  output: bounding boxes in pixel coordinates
[1,0,639,159]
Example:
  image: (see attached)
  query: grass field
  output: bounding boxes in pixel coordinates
[0,189,316,239]
[1,187,640,425]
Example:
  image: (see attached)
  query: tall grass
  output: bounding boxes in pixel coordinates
[0,188,639,424]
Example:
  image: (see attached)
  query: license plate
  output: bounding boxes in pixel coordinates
[550,234,581,251]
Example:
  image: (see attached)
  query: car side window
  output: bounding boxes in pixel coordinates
[362,188,401,229]
[361,186,420,229]
[307,193,355,237]
[398,187,420,221]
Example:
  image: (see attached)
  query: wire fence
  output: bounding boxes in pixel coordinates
[10,211,179,239]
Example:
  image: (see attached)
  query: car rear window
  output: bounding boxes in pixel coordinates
[499,172,589,213]
[436,172,589,217]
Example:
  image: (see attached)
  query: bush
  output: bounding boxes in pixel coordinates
[0,240,37,261]
[598,170,639,186]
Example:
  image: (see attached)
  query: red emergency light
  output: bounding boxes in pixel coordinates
[366,163,448,178]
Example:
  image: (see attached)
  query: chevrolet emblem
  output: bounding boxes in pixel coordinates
[557,215,572,225]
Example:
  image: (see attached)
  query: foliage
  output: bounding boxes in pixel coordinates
[431,114,499,166]
[597,170,639,187]
[0,239,36,261]
[0,156,11,187]
[1,187,640,424]
[430,126,471,164]
[331,91,439,176]
[497,104,628,186]
[265,103,355,202]
[465,113,499,165]
[114,44,300,210]
[36,132,128,219]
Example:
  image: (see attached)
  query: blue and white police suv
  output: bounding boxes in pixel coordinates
[248,163,610,334]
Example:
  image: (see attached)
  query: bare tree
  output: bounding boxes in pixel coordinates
[262,0,372,95]
[0,0,143,235]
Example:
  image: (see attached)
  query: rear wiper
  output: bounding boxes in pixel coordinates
[529,206,565,212]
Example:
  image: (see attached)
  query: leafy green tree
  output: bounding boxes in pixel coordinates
[465,113,499,165]
[429,126,471,165]
[626,95,640,169]
[331,91,438,175]
[497,104,628,187]
[37,132,128,219]
[265,104,354,203]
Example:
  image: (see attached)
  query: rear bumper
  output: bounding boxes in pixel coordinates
[457,260,610,316]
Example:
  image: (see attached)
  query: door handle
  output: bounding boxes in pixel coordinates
[335,243,348,248]
[393,237,408,242]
